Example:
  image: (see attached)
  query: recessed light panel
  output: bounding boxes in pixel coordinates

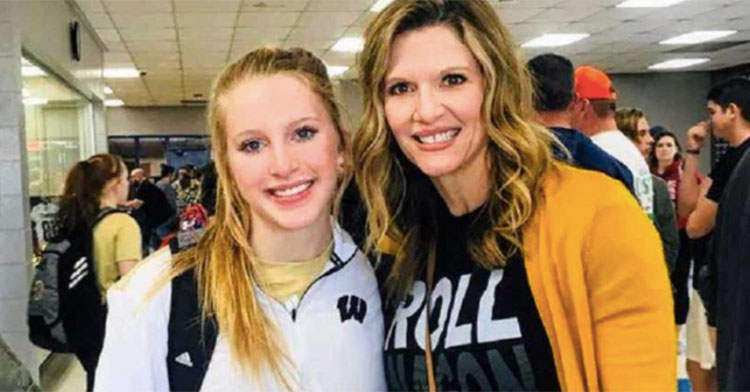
[661,30,737,45]
[331,37,364,53]
[617,0,688,7]
[105,99,125,107]
[103,68,140,78]
[370,0,394,12]
[522,33,590,48]
[648,58,710,70]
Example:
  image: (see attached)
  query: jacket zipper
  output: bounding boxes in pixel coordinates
[268,247,348,322]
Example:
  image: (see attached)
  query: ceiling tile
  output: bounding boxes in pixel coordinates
[297,12,362,27]
[127,41,179,52]
[241,0,307,13]
[132,52,181,62]
[177,13,237,28]
[104,52,133,64]
[179,28,234,41]
[286,26,346,41]
[174,0,241,13]
[110,13,174,28]
[306,1,373,12]
[231,41,282,54]
[233,27,290,41]
[120,28,177,41]
[496,8,545,24]
[105,40,127,51]
[283,39,334,51]
[236,12,299,27]
[103,1,172,13]
[181,40,232,52]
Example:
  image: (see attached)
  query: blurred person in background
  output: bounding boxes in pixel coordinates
[572,65,654,218]
[527,53,635,194]
[53,154,141,390]
[128,168,173,255]
[616,108,678,274]
[681,77,750,391]
[173,165,202,213]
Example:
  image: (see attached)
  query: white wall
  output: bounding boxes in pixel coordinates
[107,106,208,136]
[105,80,364,138]
[0,0,106,380]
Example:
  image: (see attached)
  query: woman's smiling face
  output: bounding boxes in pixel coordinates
[383,25,488,180]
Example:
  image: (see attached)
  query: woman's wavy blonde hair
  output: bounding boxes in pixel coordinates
[354,0,557,301]
[168,47,350,388]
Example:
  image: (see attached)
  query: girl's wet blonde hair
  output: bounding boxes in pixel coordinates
[354,0,558,301]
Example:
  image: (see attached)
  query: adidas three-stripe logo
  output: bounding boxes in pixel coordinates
[68,257,88,289]
[175,352,193,367]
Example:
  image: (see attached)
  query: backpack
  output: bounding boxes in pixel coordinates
[166,268,218,391]
[27,208,128,353]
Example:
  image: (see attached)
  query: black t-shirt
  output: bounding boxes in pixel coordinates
[381,199,560,391]
[707,137,750,202]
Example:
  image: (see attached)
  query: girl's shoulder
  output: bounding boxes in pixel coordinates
[97,210,138,229]
[108,247,174,314]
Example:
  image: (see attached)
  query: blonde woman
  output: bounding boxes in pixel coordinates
[354,0,674,390]
[94,48,385,391]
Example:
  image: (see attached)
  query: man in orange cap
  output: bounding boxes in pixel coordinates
[571,65,654,218]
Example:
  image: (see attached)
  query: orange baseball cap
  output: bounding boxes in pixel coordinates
[575,65,617,100]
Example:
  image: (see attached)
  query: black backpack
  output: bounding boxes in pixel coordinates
[27,208,128,353]
[166,268,218,391]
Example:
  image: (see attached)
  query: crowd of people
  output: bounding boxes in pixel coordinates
[8,1,750,391]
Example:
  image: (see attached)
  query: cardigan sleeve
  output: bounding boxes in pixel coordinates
[582,189,676,391]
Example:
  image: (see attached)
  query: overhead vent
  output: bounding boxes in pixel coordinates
[180,99,208,106]
[666,41,750,53]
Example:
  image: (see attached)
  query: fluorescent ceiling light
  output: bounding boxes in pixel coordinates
[22,66,46,77]
[21,57,32,66]
[103,86,113,94]
[105,99,124,107]
[660,30,737,45]
[370,0,394,12]
[22,88,29,97]
[103,68,140,78]
[332,37,364,53]
[23,98,48,106]
[522,33,590,48]
[617,0,688,7]
[327,66,349,77]
[648,58,710,70]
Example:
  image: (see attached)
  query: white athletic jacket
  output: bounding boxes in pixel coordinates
[94,223,385,391]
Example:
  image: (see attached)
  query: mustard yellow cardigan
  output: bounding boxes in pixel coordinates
[523,164,675,391]
[379,163,676,390]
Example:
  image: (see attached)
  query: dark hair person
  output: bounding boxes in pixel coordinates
[55,153,141,390]
[354,0,674,390]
